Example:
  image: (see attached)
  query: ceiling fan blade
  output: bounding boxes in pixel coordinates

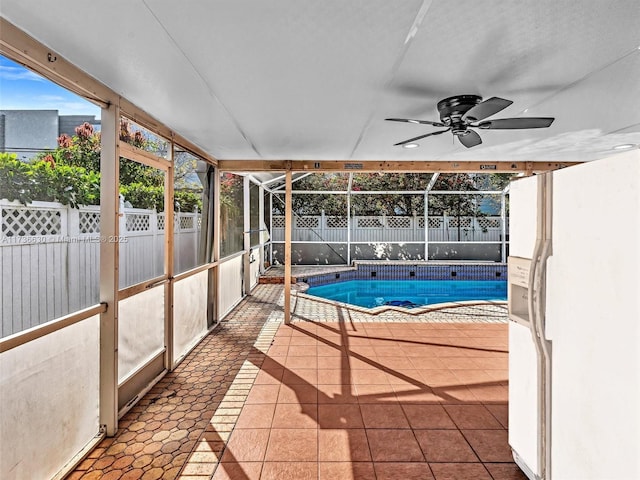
[458,130,482,148]
[464,97,513,122]
[393,129,450,146]
[477,117,555,129]
[385,118,445,127]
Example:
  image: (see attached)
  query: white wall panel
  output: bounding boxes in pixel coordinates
[0,315,100,480]
[118,286,165,383]
[173,270,209,364]
[250,247,261,289]
[219,255,244,318]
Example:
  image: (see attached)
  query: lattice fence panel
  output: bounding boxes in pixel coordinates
[428,217,443,228]
[387,217,411,229]
[272,217,285,228]
[79,211,100,234]
[126,214,151,232]
[295,217,319,229]
[449,217,472,228]
[478,217,501,229]
[1,207,62,236]
[157,214,165,231]
[179,215,195,230]
[357,217,383,228]
[326,217,347,228]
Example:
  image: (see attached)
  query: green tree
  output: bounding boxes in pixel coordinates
[351,173,432,216]
[276,174,348,216]
[428,174,479,216]
[1,119,205,210]
[0,152,100,208]
[270,172,514,218]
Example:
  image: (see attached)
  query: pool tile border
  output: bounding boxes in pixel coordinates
[295,290,507,317]
[301,262,507,287]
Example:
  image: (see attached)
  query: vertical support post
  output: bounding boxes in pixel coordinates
[424,191,429,260]
[243,176,251,294]
[346,192,352,265]
[164,141,175,370]
[258,183,265,274]
[99,101,119,436]
[347,173,352,266]
[193,206,199,263]
[472,194,477,242]
[444,212,449,241]
[424,173,438,262]
[501,191,507,263]
[269,191,273,267]
[211,168,221,325]
[284,170,292,324]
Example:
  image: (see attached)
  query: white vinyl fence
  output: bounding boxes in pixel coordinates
[271,214,506,243]
[0,200,200,337]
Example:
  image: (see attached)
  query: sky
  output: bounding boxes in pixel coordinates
[0,55,101,117]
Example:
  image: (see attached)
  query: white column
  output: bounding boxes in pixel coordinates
[164,142,175,369]
[99,101,119,436]
[243,176,251,294]
[212,168,221,324]
[258,184,265,274]
[347,173,352,265]
[424,191,429,260]
[269,191,273,266]
[284,170,292,324]
[501,191,507,263]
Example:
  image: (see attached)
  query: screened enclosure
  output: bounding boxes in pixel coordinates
[267,172,511,265]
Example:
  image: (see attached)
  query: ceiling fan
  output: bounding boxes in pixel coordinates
[386,94,554,148]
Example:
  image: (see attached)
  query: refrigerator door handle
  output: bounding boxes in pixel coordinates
[527,173,554,479]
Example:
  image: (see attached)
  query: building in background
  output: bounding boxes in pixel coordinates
[0,109,100,160]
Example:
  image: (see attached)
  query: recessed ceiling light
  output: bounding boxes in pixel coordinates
[612,144,636,150]
[402,143,419,149]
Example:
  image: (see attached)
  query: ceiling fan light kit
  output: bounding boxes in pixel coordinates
[386,94,555,148]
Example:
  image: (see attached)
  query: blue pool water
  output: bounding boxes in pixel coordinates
[306,279,507,309]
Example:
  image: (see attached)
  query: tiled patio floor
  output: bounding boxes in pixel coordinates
[71,285,524,480]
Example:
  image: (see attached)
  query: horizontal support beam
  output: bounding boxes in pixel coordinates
[272,189,504,195]
[269,240,507,245]
[218,160,580,173]
[119,141,170,170]
[0,303,107,353]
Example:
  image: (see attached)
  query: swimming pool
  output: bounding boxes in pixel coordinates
[305,279,507,309]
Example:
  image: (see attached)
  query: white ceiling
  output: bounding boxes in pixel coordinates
[2,0,640,162]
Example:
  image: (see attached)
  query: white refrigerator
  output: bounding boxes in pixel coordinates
[507,150,640,480]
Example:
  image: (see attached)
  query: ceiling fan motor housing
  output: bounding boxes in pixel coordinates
[437,94,482,135]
